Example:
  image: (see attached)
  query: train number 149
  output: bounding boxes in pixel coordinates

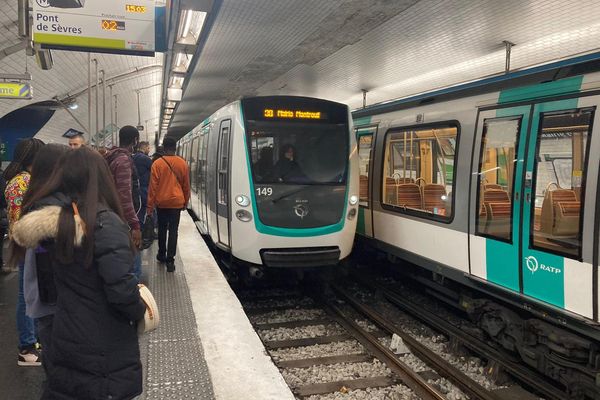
[256,187,273,196]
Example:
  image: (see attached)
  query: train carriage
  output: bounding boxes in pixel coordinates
[353,55,600,398]
[177,96,359,274]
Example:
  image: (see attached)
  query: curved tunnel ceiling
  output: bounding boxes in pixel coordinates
[168,0,600,140]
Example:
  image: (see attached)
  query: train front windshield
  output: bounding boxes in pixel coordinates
[247,122,348,185]
[242,97,350,229]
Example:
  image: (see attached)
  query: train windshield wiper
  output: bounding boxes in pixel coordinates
[271,186,312,204]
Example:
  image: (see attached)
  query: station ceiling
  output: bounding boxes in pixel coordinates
[1,1,600,144]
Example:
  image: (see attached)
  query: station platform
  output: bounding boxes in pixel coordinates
[0,213,294,400]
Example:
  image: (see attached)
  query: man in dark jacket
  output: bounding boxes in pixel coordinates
[105,126,142,278]
[133,141,152,225]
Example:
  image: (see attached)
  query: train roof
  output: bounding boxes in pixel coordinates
[353,51,600,119]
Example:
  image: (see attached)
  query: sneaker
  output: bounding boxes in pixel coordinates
[18,347,42,367]
[156,254,166,263]
[166,261,175,272]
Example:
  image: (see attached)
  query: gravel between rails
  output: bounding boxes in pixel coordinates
[305,384,419,400]
[282,360,392,387]
[349,283,508,391]
[260,324,345,342]
[270,340,365,362]
[249,308,327,324]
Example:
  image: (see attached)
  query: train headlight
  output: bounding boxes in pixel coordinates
[347,208,357,220]
[349,195,358,205]
[235,194,250,207]
[236,209,252,222]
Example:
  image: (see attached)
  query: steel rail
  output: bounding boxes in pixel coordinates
[330,282,502,400]
[352,273,565,400]
[317,295,448,400]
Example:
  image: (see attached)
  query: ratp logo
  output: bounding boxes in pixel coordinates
[525,256,538,273]
[293,204,309,219]
[36,0,50,8]
[524,255,561,275]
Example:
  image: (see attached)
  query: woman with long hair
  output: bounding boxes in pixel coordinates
[18,144,70,377]
[12,147,146,400]
[3,137,45,366]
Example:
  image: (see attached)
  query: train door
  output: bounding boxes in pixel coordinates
[355,126,377,237]
[216,119,231,248]
[191,136,199,211]
[469,105,530,291]
[198,129,209,234]
[470,98,599,318]
[521,99,597,319]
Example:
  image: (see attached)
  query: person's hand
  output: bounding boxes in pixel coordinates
[132,229,142,249]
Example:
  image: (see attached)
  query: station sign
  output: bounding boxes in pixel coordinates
[32,0,156,56]
[0,82,32,100]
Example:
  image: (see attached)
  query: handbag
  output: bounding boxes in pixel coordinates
[137,283,160,334]
[141,215,155,250]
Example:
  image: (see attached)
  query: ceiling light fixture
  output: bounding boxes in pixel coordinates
[177,10,207,44]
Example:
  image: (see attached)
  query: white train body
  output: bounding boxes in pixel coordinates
[178,96,358,267]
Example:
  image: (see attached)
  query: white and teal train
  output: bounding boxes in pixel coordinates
[177,96,358,277]
[353,54,600,398]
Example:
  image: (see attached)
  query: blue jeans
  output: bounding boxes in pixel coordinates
[17,263,37,350]
[133,252,142,280]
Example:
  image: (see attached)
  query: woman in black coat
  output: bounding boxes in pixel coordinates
[12,147,146,400]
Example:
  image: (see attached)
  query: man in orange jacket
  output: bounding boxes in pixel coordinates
[146,137,190,272]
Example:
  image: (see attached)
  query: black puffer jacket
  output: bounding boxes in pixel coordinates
[12,193,146,400]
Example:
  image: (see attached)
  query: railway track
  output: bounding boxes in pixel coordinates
[238,285,521,399]
[349,270,566,400]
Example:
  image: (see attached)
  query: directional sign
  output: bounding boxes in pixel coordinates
[32,0,156,55]
[0,82,32,100]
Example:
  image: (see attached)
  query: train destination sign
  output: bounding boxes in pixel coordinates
[32,0,155,55]
[263,109,323,120]
[0,82,32,100]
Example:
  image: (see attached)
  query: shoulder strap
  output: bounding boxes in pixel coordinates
[160,156,183,192]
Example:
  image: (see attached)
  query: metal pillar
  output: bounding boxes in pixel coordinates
[87,54,92,141]
[136,90,141,126]
[101,70,106,133]
[114,94,119,145]
[361,89,368,109]
[93,59,99,146]
[503,40,515,73]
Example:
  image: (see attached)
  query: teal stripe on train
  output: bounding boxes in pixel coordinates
[498,76,583,104]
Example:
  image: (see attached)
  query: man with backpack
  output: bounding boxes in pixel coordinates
[146,137,190,272]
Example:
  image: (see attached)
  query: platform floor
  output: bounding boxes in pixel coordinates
[0,213,293,400]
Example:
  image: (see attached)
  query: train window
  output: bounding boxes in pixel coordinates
[218,125,230,205]
[476,117,522,242]
[381,124,458,221]
[530,108,594,258]
[357,129,374,207]
[247,122,348,185]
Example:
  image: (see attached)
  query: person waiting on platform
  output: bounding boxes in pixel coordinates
[273,144,306,183]
[105,126,143,279]
[133,141,152,225]
[16,144,69,378]
[3,137,45,367]
[146,137,190,272]
[67,133,85,149]
[12,147,146,400]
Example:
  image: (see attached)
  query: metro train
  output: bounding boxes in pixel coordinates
[177,96,358,277]
[353,54,600,398]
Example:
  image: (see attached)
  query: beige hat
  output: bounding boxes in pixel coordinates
[138,284,160,334]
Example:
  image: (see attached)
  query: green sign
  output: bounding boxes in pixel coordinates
[0,82,32,100]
